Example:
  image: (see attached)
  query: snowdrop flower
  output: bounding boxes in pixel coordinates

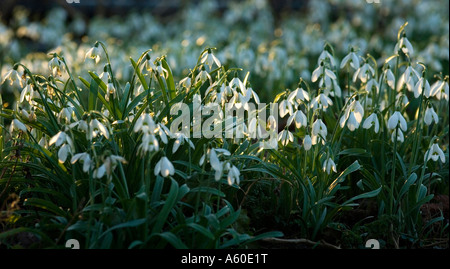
[134,113,156,134]
[49,131,74,163]
[311,119,327,145]
[353,62,375,83]
[322,158,337,175]
[391,129,405,143]
[395,34,414,56]
[20,82,35,103]
[94,155,127,179]
[49,131,72,148]
[340,48,360,70]
[88,119,110,140]
[387,111,407,132]
[382,66,396,89]
[424,143,446,163]
[2,67,23,87]
[172,132,195,153]
[9,118,27,133]
[155,61,169,78]
[287,109,307,129]
[195,65,211,84]
[105,81,116,102]
[85,43,101,64]
[430,80,449,101]
[58,107,73,124]
[424,105,439,126]
[312,62,336,83]
[288,86,310,105]
[278,129,294,146]
[365,77,379,94]
[154,156,175,178]
[340,99,364,131]
[318,50,336,67]
[413,77,430,98]
[69,120,88,133]
[229,73,246,94]
[310,93,333,111]
[396,92,409,107]
[179,76,192,90]
[362,113,380,133]
[209,148,224,181]
[138,133,159,155]
[303,135,312,151]
[201,48,221,69]
[397,65,420,92]
[226,163,240,186]
[279,98,294,117]
[71,152,92,173]
[99,65,109,85]
[48,56,64,77]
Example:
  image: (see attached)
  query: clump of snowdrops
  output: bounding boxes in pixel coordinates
[0,22,448,249]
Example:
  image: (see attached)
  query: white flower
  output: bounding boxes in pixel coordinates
[395,35,414,56]
[387,111,407,132]
[303,135,312,151]
[310,93,333,111]
[94,155,127,179]
[383,67,396,89]
[154,156,175,178]
[208,148,223,181]
[424,143,446,163]
[318,50,336,67]
[287,109,307,129]
[2,68,23,87]
[58,144,72,163]
[226,163,240,186]
[353,62,375,83]
[362,113,380,133]
[105,82,116,102]
[134,113,156,134]
[340,50,360,70]
[9,119,27,133]
[322,158,337,175]
[391,129,405,143]
[278,129,294,146]
[312,63,336,83]
[229,75,246,94]
[288,87,310,105]
[155,62,169,78]
[201,49,221,69]
[340,99,364,131]
[365,78,379,94]
[424,105,439,126]
[397,65,420,92]
[85,44,101,64]
[49,131,72,148]
[195,66,212,84]
[179,76,192,90]
[430,80,449,101]
[172,132,195,153]
[71,152,92,173]
[279,99,294,117]
[311,119,327,145]
[69,120,88,133]
[413,77,430,98]
[48,56,63,77]
[19,83,35,103]
[88,119,110,140]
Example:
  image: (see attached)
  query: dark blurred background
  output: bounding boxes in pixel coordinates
[1,0,309,21]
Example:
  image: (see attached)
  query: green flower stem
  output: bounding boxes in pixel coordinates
[389,125,399,216]
[408,93,425,176]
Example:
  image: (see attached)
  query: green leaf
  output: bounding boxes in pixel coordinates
[342,187,382,206]
[23,197,68,217]
[398,173,417,200]
[327,161,360,195]
[157,232,188,249]
[161,58,176,100]
[100,218,147,239]
[151,178,179,234]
